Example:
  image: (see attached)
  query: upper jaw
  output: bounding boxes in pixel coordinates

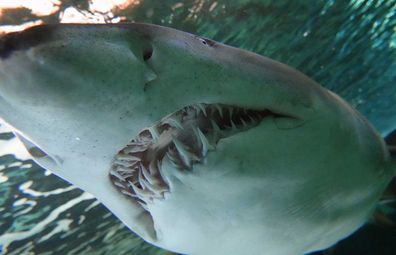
[0,23,321,119]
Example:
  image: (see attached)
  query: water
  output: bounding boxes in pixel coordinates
[0,0,395,254]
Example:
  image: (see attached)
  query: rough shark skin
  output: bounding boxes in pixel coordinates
[0,23,394,255]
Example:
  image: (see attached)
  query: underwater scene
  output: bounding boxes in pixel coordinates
[0,0,396,254]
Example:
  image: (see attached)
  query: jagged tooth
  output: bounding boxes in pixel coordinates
[192,105,201,114]
[110,168,125,181]
[240,117,248,127]
[157,159,162,168]
[214,104,223,118]
[121,189,138,198]
[228,107,234,119]
[140,177,166,197]
[138,201,149,211]
[138,170,147,189]
[121,173,134,179]
[147,126,160,140]
[230,119,238,131]
[116,163,136,173]
[148,160,159,175]
[170,157,182,169]
[116,153,141,162]
[210,119,221,133]
[172,138,194,169]
[129,181,151,200]
[115,166,131,173]
[157,158,171,185]
[197,103,207,117]
[113,180,125,189]
[166,151,183,169]
[248,115,258,124]
[115,164,135,176]
[139,177,158,194]
[123,145,147,153]
[156,159,169,185]
[113,159,136,168]
[195,127,215,156]
[166,150,177,163]
[162,117,184,130]
[141,164,157,185]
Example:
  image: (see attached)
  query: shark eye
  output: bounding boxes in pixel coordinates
[198,37,215,47]
[143,45,153,61]
[200,38,208,45]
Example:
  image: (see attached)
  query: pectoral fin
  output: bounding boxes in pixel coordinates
[14,132,61,171]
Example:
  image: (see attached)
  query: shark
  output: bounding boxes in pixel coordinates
[0,23,395,255]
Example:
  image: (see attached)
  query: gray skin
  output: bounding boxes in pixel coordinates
[0,23,394,255]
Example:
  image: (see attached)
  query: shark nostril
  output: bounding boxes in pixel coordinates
[197,37,216,47]
[143,45,153,61]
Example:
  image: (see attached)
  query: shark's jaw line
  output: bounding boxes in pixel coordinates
[109,103,289,213]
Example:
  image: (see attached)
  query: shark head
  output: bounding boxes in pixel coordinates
[0,23,394,255]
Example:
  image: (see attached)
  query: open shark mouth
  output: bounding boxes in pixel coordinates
[109,103,289,209]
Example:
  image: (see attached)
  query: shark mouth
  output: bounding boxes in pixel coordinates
[109,103,288,210]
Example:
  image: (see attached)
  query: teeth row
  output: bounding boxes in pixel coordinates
[110,103,271,209]
[166,127,215,170]
[153,104,265,140]
[111,160,168,204]
[194,104,264,128]
[111,137,169,205]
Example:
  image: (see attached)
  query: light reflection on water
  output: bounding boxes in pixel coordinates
[0,0,141,33]
[0,0,396,255]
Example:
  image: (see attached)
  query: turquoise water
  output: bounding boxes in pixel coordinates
[0,0,396,254]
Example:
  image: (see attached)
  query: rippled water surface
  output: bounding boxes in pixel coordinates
[0,0,396,254]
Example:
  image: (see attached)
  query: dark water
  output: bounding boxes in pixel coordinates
[0,0,396,254]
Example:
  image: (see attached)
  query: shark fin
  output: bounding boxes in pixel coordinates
[14,132,61,170]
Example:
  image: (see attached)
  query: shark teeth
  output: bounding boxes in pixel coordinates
[110,168,125,181]
[113,159,136,168]
[196,103,207,116]
[141,164,158,185]
[228,106,234,119]
[161,117,184,130]
[240,117,248,127]
[110,102,284,210]
[148,160,159,175]
[140,176,167,196]
[123,144,148,153]
[213,103,224,118]
[115,153,141,161]
[210,119,221,132]
[172,137,200,169]
[120,188,138,198]
[230,119,238,131]
[193,127,215,157]
[129,180,152,200]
